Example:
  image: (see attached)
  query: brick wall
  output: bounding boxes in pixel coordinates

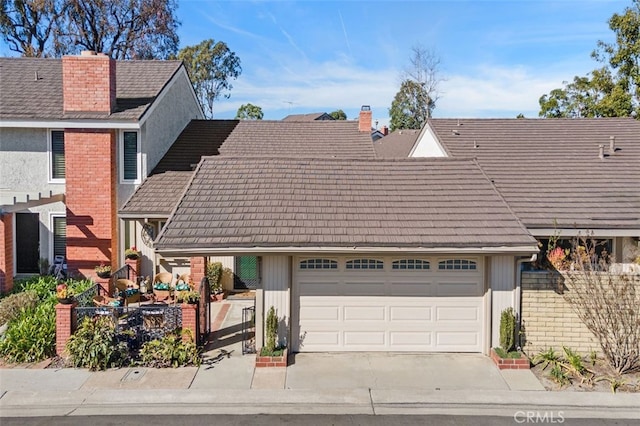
[62,52,116,113]
[190,257,206,292]
[55,302,77,355]
[64,129,117,278]
[521,271,600,356]
[0,213,14,293]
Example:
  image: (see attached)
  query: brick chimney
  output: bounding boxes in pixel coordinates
[358,105,372,132]
[63,51,116,114]
[381,125,389,136]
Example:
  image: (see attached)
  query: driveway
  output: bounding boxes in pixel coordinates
[285,353,510,390]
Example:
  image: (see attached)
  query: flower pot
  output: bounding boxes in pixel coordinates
[57,297,74,305]
[96,272,111,279]
[125,255,140,260]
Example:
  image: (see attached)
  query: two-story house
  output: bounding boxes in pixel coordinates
[0,51,203,292]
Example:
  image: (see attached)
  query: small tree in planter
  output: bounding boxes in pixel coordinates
[491,307,530,369]
[256,306,287,367]
[206,261,224,298]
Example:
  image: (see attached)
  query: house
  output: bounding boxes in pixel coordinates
[282,112,335,121]
[149,116,638,356]
[0,51,203,292]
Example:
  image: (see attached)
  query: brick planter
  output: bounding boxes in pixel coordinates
[256,349,288,368]
[490,348,530,370]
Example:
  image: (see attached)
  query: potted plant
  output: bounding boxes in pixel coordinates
[181,290,200,304]
[124,246,140,260]
[56,283,74,304]
[256,306,287,367]
[206,261,225,298]
[95,263,112,278]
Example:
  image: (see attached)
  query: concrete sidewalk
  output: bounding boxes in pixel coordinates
[0,300,638,419]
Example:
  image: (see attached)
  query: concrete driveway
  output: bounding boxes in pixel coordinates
[285,353,510,390]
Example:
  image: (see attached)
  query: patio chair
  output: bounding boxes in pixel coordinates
[153,272,174,302]
[115,278,141,306]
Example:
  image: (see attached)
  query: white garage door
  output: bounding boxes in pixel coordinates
[294,257,485,352]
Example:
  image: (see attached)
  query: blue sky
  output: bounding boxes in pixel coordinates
[178,0,625,125]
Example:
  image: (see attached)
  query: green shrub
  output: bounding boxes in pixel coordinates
[0,290,39,326]
[206,261,223,293]
[499,307,516,352]
[12,276,58,300]
[265,306,278,354]
[138,330,200,368]
[65,316,129,371]
[0,302,56,363]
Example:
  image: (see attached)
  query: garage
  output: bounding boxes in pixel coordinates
[293,256,485,353]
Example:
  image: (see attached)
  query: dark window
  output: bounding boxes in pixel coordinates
[438,259,477,270]
[346,259,384,270]
[51,131,65,179]
[123,131,138,180]
[392,259,430,270]
[299,259,338,269]
[234,256,260,289]
[53,217,66,258]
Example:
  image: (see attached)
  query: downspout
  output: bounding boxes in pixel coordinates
[515,253,537,350]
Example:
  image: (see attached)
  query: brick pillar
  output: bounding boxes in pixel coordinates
[64,128,117,278]
[125,258,141,283]
[181,303,199,343]
[0,213,14,294]
[56,302,77,355]
[190,257,207,292]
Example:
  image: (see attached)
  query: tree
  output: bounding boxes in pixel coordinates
[389,79,432,131]
[329,109,346,120]
[60,0,179,59]
[0,0,65,57]
[0,0,179,58]
[235,103,263,120]
[402,44,443,112]
[177,39,242,119]
[539,1,639,118]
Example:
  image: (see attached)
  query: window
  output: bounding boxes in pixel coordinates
[392,259,430,270]
[52,216,66,258]
[234,256,260,289]
[122,131,139,181]
[438,259,477,270]
[346,259,384,270]
[299,259,338,270]
[50,130,65,180]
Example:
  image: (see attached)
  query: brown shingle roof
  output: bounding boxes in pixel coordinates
[282,112,333,121]
[0,57,181,120]
[154,157,536,251]
[374,129,421,158]
[120,171,193,216]
[428,118,640,230]
[218,120,376,159]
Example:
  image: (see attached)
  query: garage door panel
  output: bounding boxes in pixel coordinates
[299,305,340,321]
[435,305,481,322]
[299,281,340,296]
[389,281,433,296]
[300,331,340,347]
[344,331,385,346]
[344,305,386,321]
[343,281,385,296]
[389,305,432,321]
[436,331,480,347]
[436,282,482,296]
[390,331,432,346]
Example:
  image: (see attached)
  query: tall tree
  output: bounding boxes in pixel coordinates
[178,39,241,119]
[60,0,180,59]
[402,44,443,113]
[236,103,263,120]
[539,1,639,118]
[0,0,65,57]
[388,79,432,131]
[329,109,347,120]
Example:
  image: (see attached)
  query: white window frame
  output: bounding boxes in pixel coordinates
[345,258,384,270]
[299,258,338,270]
[48,129,65,183]
[120,130,141,183]
[437,259,478,271]
[392,259,431,270]
[49,213,67,260]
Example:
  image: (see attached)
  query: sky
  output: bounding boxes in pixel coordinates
[177,0,626,126]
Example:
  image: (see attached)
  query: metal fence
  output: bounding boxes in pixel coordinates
[242,303,256,355]
[75,305,183,349]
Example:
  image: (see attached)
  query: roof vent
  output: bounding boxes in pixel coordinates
[457,119,461,126]
[609,136,616,153]
[473,140,478,149]
[598,144,605,160]
[452,129,460,136]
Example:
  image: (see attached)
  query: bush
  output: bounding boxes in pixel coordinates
[206,261,223,293]
[499,307,516,352]
[66,316,129,371]
[0,302,56,363]
[0,290,39,326]
[265,306,278,354]
[138,330,200,368]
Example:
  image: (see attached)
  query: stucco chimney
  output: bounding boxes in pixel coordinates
[358,105,372,132]
[63,51,116,113]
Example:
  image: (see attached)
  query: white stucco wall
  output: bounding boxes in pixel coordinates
[262,255,291,348]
